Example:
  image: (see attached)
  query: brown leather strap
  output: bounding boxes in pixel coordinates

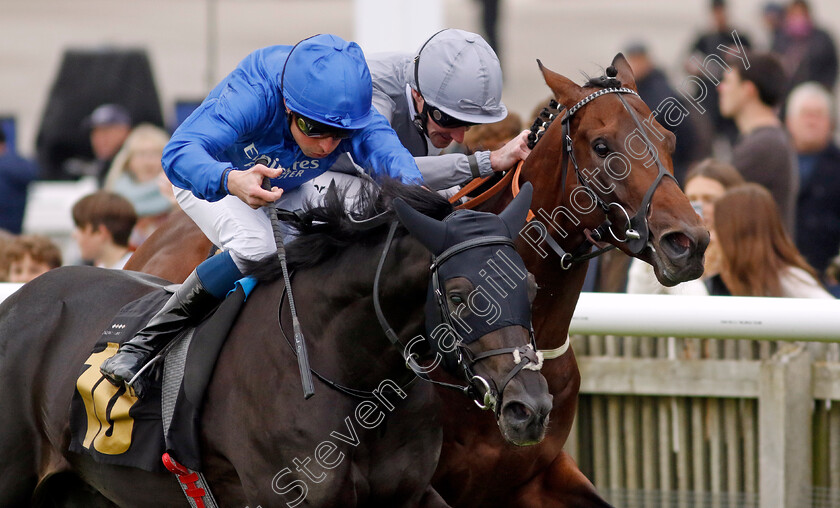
[451,170,514,210]
[450,160,536,221]
[509,160,535,221]
[449,174,492,205]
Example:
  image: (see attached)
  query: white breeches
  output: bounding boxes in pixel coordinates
[175,171,366,272]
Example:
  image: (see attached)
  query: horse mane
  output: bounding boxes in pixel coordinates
[246,179,452,281]
[582,67,622,90]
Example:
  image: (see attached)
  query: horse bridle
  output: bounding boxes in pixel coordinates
[373,221,543,416]
[533,81,677,265]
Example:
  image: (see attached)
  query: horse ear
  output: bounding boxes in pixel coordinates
[393,197,448,254]
[610,53,638,91]
[498,182,533,237]
[537,59,581,107]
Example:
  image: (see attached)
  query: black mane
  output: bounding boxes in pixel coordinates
[246,179,452,281]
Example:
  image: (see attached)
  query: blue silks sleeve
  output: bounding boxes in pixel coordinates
[349,107,425,186]
[162,68,276,202]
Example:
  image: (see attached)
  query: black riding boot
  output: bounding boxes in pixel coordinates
[100,270,220,398]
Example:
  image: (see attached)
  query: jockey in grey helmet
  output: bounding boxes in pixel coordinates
[327,28,531,192]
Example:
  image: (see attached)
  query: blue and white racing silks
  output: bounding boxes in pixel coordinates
[162,45,424,202]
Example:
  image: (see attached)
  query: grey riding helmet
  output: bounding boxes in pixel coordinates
[411,29,507,125]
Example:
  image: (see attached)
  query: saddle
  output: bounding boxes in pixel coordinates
[69,278,254,473]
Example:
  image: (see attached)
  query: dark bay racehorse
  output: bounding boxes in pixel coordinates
[0,183,551,507]
[124,55,708,507]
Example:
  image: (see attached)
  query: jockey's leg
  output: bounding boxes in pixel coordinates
[101,188,279,397]
[100,176,365,397]
[99,252,239,397]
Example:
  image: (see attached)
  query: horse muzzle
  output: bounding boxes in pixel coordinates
[496,373,553,446]
[648,224,709,287]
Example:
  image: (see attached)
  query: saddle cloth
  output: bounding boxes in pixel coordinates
[69,280,252,472]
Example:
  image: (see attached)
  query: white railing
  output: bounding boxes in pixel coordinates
[569,292,840,342]
[0,283,23,303]
[564,293,840,508]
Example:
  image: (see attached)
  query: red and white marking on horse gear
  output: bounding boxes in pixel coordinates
[162,452,218,508]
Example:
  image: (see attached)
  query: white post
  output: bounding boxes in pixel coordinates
[353,0,443,55]
[759,343,812,508]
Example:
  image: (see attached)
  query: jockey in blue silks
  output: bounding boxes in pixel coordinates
[101,34,424,397]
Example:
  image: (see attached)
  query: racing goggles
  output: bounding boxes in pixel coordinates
[294,114,354,140]
[424,104,476,129]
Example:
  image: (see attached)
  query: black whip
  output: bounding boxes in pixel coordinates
[256,155,315,399]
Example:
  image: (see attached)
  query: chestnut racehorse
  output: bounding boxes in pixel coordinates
[125,54,708,507]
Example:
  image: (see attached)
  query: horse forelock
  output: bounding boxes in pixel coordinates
[246,179,453,281]
[582,71,622,90]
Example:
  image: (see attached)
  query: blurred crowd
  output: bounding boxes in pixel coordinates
[2,0,840,303]
[0,102,176,282]
[619,0,840,299]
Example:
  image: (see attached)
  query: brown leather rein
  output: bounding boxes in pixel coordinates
[449,160,535,221]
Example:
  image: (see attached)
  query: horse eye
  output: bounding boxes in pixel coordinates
[593,142,610,158]
[449,294,464,305]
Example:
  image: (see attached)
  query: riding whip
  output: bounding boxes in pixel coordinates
[256,155,315,399]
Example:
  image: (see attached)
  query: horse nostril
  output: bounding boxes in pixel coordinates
[662,231,693,257]
[503,402,533,424]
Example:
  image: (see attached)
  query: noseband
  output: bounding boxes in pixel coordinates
[373,221,542,416]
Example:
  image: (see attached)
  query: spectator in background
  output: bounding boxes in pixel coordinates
[71,191,137,269]
[718,51,798,235]
[475,0,501,62]
[0,230,14,281]
[823,253,840,298]
[104,123,175,248]
[714,183,831,298]
[63,104,133,185]
[763,2,786,52]
[0,127,39,234]
[626,159,744,295]
[785,82,840,279]
[775,0,838,92]
[625,42,705,183]
[6,234,62,283]
[685,0,752,148]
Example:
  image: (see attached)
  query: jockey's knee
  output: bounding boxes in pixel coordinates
[228,238,276,272]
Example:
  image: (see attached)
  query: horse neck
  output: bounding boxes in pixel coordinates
[529,252,589,346]
[479,127,600,348]
[292,235,429,388]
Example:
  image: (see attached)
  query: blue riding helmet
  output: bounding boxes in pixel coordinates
[281,34,375,130]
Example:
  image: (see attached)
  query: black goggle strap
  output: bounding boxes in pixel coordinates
[280,34,320,102]
[413,29,448,100]
[412,29,472,134]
